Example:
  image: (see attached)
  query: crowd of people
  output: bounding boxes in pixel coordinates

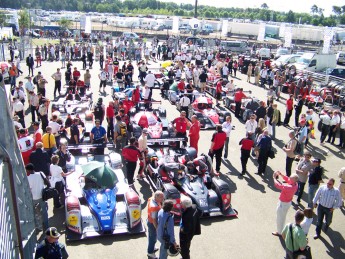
[1,34,345,259]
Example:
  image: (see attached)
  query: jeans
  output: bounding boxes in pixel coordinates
[223,137,229,158]
[308,184,319,207]
[147,220,157,254]
[258,150,269,174]
[316,204,333,236]
[271,123,276,140]
[296,181,306,202]
[159,240,168,259]
[276,201,291,234]
[286,157,294,177]
[320,124,330,143]
[33,198,49,230]
[125,161,137,185]
[327,125,337,143]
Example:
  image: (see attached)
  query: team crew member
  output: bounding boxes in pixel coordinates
[122,137,143,185]
[172,111,190,148]
[209,124,227,176]
[147,191,164,259]
[90,119,107,155]
[234,88,247,118]
[106,101,115,140]
[215,78,223,105]
[239,132,255,175]
[189,115,201,154]
[319,110,331,144]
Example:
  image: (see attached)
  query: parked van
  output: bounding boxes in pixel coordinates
[220,41,248,53]
[256,48,271,60]
[122,32,140,40]
[294,53,336,72]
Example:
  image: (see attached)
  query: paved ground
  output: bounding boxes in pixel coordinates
[12,49,345,258]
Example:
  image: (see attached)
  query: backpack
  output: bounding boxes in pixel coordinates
[94,103,103,118]
[118,122,127,137]
[33,76,38,85]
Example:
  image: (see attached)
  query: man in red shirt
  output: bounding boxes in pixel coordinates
[234,88,247,118]
[283,94,294,127]
[32,121,43,147]
[122,137,143,185]
[264,59,271,68]
[18,128,35,165]
[123,95,134,112]
[76,79,85,96]
[239,131,255,175]
[172,111,190,148]
[132,85,141,105]
[209,124,227,175]
[189,115,201,154]
[72,67,81,81]
[106,101,115,140]
[177,78,185,93]
[216,78,223,105]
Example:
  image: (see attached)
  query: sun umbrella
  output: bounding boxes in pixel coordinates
[81,161,118,189]
[161,61,172,68]
[134,111,158,128]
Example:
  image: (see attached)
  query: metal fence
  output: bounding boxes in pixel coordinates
[0,86,37,259]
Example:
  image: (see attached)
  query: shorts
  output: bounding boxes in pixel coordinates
[216,92,222,100]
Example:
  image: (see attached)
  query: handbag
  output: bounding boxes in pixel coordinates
[268,148,275,159]
[289,224,312,259]
[40,172,59,202]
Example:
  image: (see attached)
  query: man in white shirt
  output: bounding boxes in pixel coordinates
[327,110,341,144]
[26,163,49,231]
[179,94,191,118]
[338,113,345,148]
[13,86,26,104]
[48,114,62,146]
[207,53,213,68]
[13,97,25,128]
[138,128,149,179]
[193,68,200,88]
[222,116,232,159]
[222,65,229,80]
[144,71,156,100]
[99,69,108,91]
[13,115,23,130]
[175,68,182,80]
[25,77,35,102]
[225,79,235,93]
[260,67,268,88]
[29,91,39,123]
[245,114,258,138]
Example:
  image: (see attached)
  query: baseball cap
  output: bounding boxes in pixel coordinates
[32,121,40,126]
[45,227,61,238]
[312,158,321,163]
[142,128,148,134]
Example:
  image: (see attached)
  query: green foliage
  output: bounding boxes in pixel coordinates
[18,9,30,35]
[0,13,6,28]
[58,18,73,29]
[1,0,344,26]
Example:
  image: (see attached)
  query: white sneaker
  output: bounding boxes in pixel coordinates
[147,253,157,259]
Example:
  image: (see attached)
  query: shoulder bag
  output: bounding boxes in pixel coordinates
[40,172,59,201]
[289,224,312,259]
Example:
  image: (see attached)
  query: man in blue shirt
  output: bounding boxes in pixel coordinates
[157,200,179,259]
[256,130,272,175]
[90,119,107,155]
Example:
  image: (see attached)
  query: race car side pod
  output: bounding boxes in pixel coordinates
[124,188,142,230]
[65,195,82,234]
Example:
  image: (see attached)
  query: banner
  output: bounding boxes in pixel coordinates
[221,20,228,37]
[85,16,92,34]
[172,17,179,34]
[322,27,334,54]
[257,23,265,41]
[284,26,292,48]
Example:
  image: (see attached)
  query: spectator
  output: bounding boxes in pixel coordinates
[32,121,43,147]
[157,200,179,259]
[272,171,299,237]
[13,97,25,128]
[239,132,255,175]
[138,128,149,179]
[327,110,341,144]
[295,151,313,204]
[93,98,105,125]
[283,95,294,127]
[26,163,49,232]
[281,211,307,259]
[319,110,331,145]
[144,71,155,100]
[42,126,57,157]
[260,67,268,88]
[90,119,107,155]
[35,227,69,259]
[308,158,324,207]
[189,115,201,154]
[54,140,71,174]
[300,208,313,236]
[69,118,80,145]
[338,112,345,148]
[234,88,247,118]
[147,191,164,258]
[106,101,115,140]
[294,95,303,127]
[215,78,223,105]
[179,196,201,259]
[209,124,227,176]
[295,119,308,160]
[255,101,266,122]
[18,128,34,165]
[338,167,345,206]
[114,115,128,152]
[84,69,91,90]
[256,130,272,176]
[98,68,108,91]
[222,116,232,159]
[283,130,297,177]
[270,104,280,140]
[26,54,34,76]
[179,94,191,118]
[51,68,62,97]
[313,178,342,239]
[266,101,274,136]
[122,137,142,185]
[29,142,51,177]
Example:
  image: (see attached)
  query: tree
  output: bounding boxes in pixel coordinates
[285,10,296,23]
[18,9,30,36]
[0,13,6,28]
[58,18,73,29]
[261,3,269,9]
[311,4,319,15]
[332,6,342,15]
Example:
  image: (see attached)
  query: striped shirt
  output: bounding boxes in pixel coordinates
[313,185,342,209]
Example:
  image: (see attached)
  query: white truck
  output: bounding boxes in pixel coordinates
[294,53,336,72]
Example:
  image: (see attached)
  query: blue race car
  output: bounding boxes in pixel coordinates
[65,153,145,240]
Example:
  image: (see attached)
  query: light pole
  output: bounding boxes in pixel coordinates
[194,0,198,18]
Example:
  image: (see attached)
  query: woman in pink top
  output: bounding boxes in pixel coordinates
[272,171,299,236]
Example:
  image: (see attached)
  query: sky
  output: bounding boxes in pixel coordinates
[160,0,345,17]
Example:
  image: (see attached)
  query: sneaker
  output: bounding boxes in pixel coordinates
[147,253,157,259]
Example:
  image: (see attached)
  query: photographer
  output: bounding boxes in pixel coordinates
[157,200,179,259]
